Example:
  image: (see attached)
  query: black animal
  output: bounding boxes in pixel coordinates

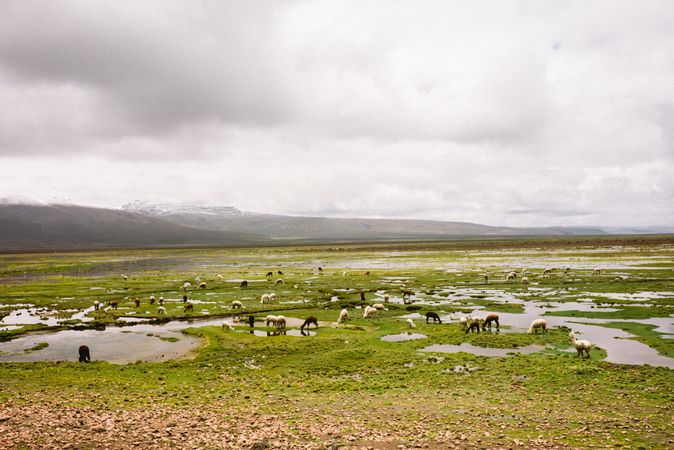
[240,280,248,288]
[78,345,90,363]
[277,270,283,275]
[183,295,188,303]
[301,316,319,330]
[425,312,442,324]
[248,315,255,328]
[134,298,140,307]
[318,267,323,273]
[184,303,193,313]
[466,321,481,333]
[108,301,118,310]
[360,291,366,301]
[266,271,274,277]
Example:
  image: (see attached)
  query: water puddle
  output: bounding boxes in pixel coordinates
[381,333,428,342]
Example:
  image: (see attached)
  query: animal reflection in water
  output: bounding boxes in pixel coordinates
[78,345,90,363]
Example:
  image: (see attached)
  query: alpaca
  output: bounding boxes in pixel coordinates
[260,294,270,304]
[198,282,207,289]
[108,301,118,310]
[157,306,166,315]
[406,318,416,329]
[465,319,481,334]
[222,321,234,332]
[184,303,193,313]
[231,300,244,309]
[134,298,140,308]
[363,306,378,318]
[149,296,156,305]
[240,280,248,288]
[265,315,278,327]
[301,316,319,330]
[481,314,500,331]
[338,308,349,323]
[569,331,592,358]
[425,312,442,324]
[275,315,287,329]
[528,319,547,334]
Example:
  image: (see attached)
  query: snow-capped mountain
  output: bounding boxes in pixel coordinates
[122,201,244,217]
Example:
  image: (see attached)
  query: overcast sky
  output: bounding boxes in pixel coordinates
[1,1,672,227]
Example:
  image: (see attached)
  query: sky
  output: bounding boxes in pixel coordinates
[1,1,673,227]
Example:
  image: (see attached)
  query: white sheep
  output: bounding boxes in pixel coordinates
[406,318,416,329]
[372,303,388,311]
[260,294,270,304]
[198,282,207,289]
[521,269,527,275]
[265,315,278,327]
[121,274,128,281]
[569,331,592,357]
[521,276,529,284]
[231,300,244,309]
[342,271,347,277]
[269,293,277,302]
[157,306,166,315]
[182,282,192,290]
[528,319,547,334]
[275,315,286,329]
[338,308,349,323]
[216,274,224,280]
[149,295,156,304]
[363,306,378,318]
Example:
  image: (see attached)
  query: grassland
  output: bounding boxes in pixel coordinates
[0,237,673,449]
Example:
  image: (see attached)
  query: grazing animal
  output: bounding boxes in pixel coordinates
[364,271,371,276]
[338,308,349,323]
[277,270,283,275]
[158,297,164,305]
[216,274,224,280]
[543,268,553,277]
[157,306,166,315]
[269,293,277,302]
[459,316,468,329]
[363,306,378,318]
[275,279,283,285]
[482,314,500,331]
[593,268,601,275]
[383,294,390,302]
[406,318,416,329]
[275,315,287,329]
[565,267,571,274]
[240,280,248,288]
[182,295,188,303]
[372,303,388,311]
[301,316,319,330]
[222,321,234,332]
[484,275,489,283]
[121,274,128,281]
[506,272,517,282]
[266,271,274,277]
[425,312,442,324]
[260,294,270,304]
[134,298,140,308]
[182,281,191,290]
[528,319,547,334]
[342,271,347,277]
[265,315,278,327]
[465,320,481,333]
[198,282,207,289]
[318,267,323,273]
[78,345,90,363]
[108,301,118,310]
[569,331,592,358]
[360,291,366,301]
[521,276,529,284]
[93,300,100,311]
[231,300,244,309]
[149,296,156,305]
[184,303,193,313]
[402,290,415,300]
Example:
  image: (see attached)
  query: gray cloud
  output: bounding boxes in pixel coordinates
[0,1,673,227]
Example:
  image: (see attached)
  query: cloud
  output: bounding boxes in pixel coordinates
[0,1,673,226]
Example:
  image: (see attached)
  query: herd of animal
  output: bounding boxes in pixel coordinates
[92,268,596,360]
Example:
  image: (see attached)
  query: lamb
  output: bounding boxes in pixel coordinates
[301,316,319,330]
[406,318,416,329]
[363,306,378,318]
[275,315,287,329]
[481,314,500,331]
[372,303,388,311]
[231,300,244,309]
[157,306,166,315]
[184,303,193,313]
[465,319,481,333]
[569,331,592,358]
[521,276,529,284]
[198,282,207,289]
[527,319,547,334]
[338,308,349,323]
[260,294,270,304]
[425,312,442,324]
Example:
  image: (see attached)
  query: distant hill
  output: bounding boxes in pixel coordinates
[0,203,265,251]
[123,201,608,241]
